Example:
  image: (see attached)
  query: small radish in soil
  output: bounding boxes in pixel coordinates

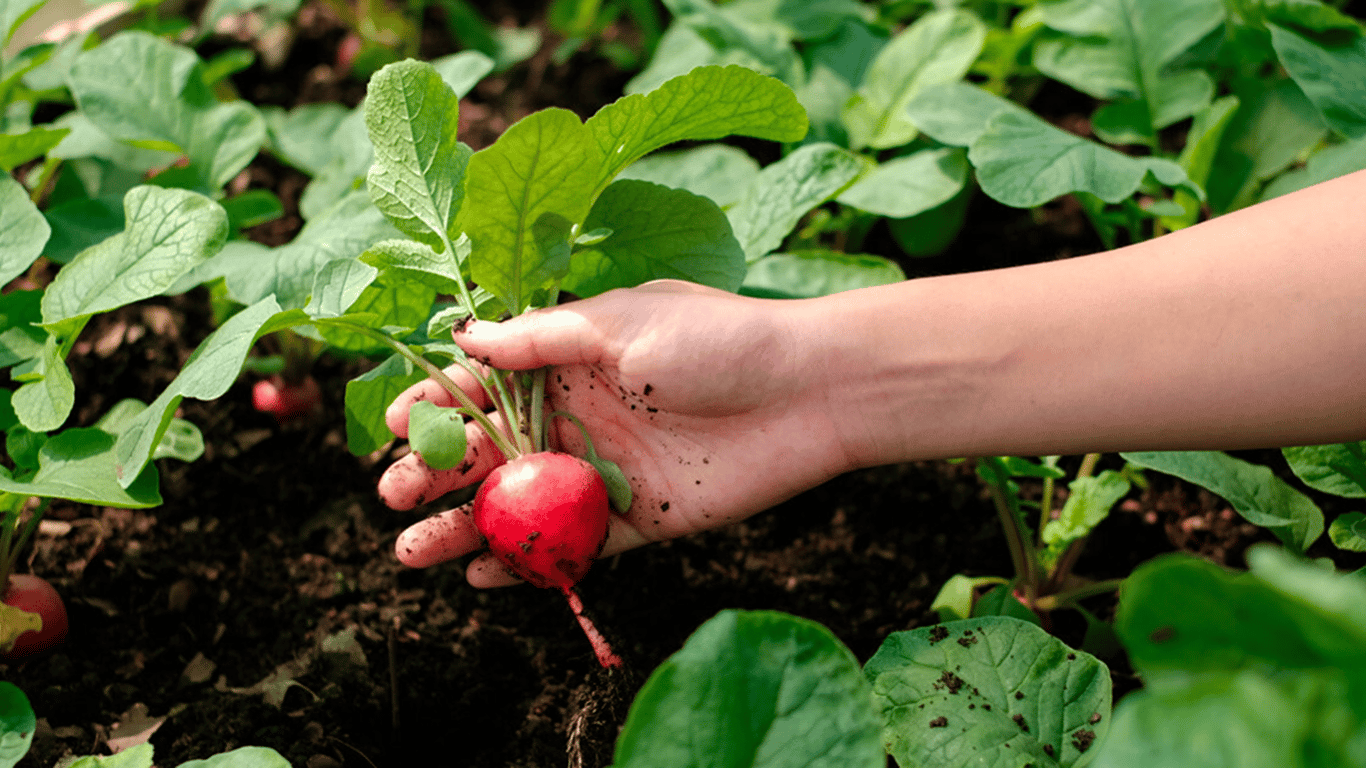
[2,574,68,659]
[473,452,622,668]
[252,374,323,421]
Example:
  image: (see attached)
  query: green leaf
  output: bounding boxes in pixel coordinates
[0,427,161,506]
[970,110,1198,208]
[0,175,48,287]
[114,296,282,488]
[887,181,972,257]
[930,574,1008,622]
[0,290,43,369]
[727,142,866,262]
[0,681,34,768]
[262,102,351,175]
[364,59,472,251]
[65,743,154,768]
[740,251,906,299]
[11,335,73,432]
[1121,451,1324,553]
[1269,22,1366,139]
[616,143,760,211]
[1090,668,1366,768]
[1160,95,1240,230]
[47,113,181,176]
[429,50,496,97]
[41,186,228,326]
[93,398,204,462]
[1260,136,1366,200]
[0,126,69,172]
[463,108,599,313]
[197,0,300,42]
[344,353,426,455]
[186,190,397,309]
[408,400,467,471]
[1041,470,1131,564]
[1282,441,1366,498]
[1033,0,1224,143]
[865,616,1112,768]
[1207,78,1327,213]
[563,180,746,297]
[178,746,292,768]
[836,147,968,218]
[360,236,468,294]
[842,8,987,150]
[905,81,1036,147]
[221,189,284,230]
[304,259,380,319]
[41,195,125,265]
[585,64,808,199]
[973,584,1044,625]
[656,0,804,86]
[613,609,884,768]
[1328,512,1366,552]
[68,31,266,189]
[1114,549,1366,676]
[315,274,436,353]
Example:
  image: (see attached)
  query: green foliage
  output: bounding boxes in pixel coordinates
[865,617,1112,768]
[407,400,467,471]
[613,609,884,768]
[0,681,34,768]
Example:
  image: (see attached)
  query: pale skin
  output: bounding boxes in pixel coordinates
[379,168,1366,588]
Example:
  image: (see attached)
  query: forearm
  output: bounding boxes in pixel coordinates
[810,169,1366,469]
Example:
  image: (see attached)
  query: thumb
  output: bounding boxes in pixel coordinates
[454,306,607,371]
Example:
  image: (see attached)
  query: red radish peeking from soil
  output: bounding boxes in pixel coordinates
[252,374,323,421]
[2,574,68,659]
[472,452,622,668]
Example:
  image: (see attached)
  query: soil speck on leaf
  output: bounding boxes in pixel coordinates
[928,626,949,644]
[1044,744,1056,758]
[1150,626,1176,643]
[1073,730,1096,752]
[929,717,948,728]
[935,670,964,694]
[1089,712,1102,724]
[1013,713,1028,732]
[1015,691,1024,700]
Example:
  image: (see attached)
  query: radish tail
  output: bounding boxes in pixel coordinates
[564,589,623,669]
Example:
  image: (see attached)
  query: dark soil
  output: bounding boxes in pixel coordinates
[5,3,1363,767]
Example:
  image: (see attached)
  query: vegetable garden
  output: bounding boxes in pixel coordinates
[2,0,1365,765]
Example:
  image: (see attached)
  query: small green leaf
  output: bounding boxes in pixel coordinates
[364,59,472,250]
[344,353,426,455]
[0,126,69,172]
[1269,22,1366,139]
[315,274,436,353]
[1160,95,1240,230]
[614,609,884,768]
[586,64,808,198]
[114,296,283,487]
[970,110,1199,208]
[0,175,48,287]
[973,583,1043,626]
[0,681,35,768]
[655,0,804,86]
[0,427,161,506]
[865,616,1111,768]
[842,8,987,150]
[1041,470,1131,564]
[1121,451,1324,553]
[64,743,154,768]
[930,573,1008,622]
[93,398,204,462]
[727,142,866,262]
[905,81,1035,148]
[836,147,968,218]
[1328,512,1366,552]
[741,251,906,299]
[1260,136,1366,200]
[41,186,228,326]
[42,195,126,265]
[616,143,760,210]
[1207,78,1328,213]
[262,102,351,175]
[360,237,468,294]
[304,259,380,319]
[1282,441,1366,498]
[222,189,284,230]
[408,400,467,471]
[463,108,599,313]
[564,180,746,297]
[178,746,293,768]
[11,335,73,432]
[430,50,496,98]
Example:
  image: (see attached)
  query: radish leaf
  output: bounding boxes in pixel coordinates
[408,400,467,471]
[1268,21,1366,139]
[0,176,48,287]
[345,353,427,456]
[741,251,906,299]
[836,146,968,219]
[616,144,760,211]
[726,142,865,262]
[614,610,884,768]
[1282,441,1366,498]
[866,616,1111,768]
[0,427,161,507]
[564,180,745,297]
[0,681,34,768]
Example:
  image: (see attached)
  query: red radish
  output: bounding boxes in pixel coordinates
[252,374,323,421]
[473,452,622,667]
[2,574,68,659]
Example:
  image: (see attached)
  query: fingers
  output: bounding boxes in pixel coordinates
[394,503,480,568]
[377,419,506,510]
[455,307,608,371]
[386,362,493,439]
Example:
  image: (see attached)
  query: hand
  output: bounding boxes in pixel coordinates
[378,280,851,587]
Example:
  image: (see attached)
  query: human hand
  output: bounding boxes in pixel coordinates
[378,280,852,587]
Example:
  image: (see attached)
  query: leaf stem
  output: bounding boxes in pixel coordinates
[1034,578,1125,612]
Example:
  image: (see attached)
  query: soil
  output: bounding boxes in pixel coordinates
[4,3,1364,768]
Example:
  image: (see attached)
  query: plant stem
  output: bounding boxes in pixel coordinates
[1034,578,1125,612]
[1077,452,1101,478]
[981,460,1039,602]
[530,368,547,452]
